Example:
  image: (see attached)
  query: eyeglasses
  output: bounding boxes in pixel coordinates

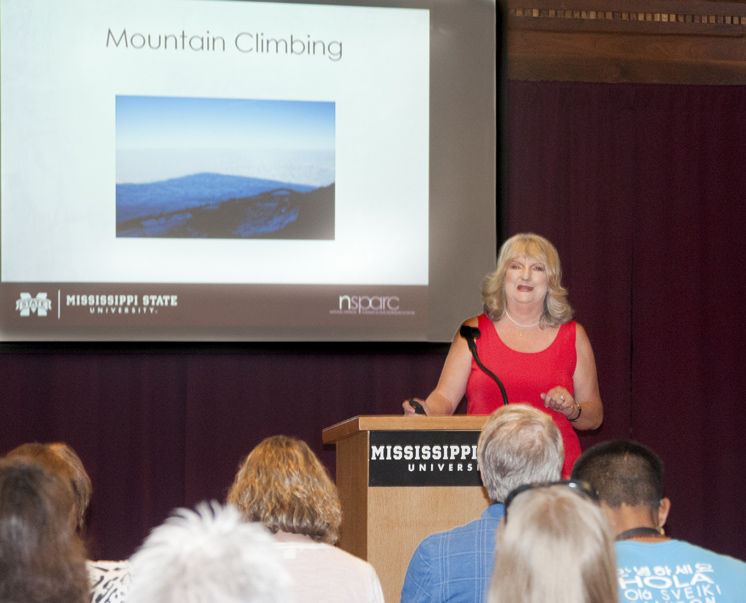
[503,479,598,521]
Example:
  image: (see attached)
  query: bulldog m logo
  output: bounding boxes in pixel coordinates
[16,293,52,317]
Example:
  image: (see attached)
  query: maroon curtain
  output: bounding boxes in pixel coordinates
[0,345,447,560]
[507,80,746,560]
[0,351,188,560]
[2,81,745,564]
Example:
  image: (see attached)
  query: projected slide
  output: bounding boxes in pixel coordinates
[2,0,428,286]
[115,96,335,240]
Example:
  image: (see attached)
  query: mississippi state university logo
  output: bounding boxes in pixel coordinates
[16,292,53,317]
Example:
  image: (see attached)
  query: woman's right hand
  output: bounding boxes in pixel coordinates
[402,397,429,416]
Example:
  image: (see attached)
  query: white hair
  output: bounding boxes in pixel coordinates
[128,502,292,603]
[477,404,564,503]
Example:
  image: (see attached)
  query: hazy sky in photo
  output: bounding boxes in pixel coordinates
[116,96,335,152]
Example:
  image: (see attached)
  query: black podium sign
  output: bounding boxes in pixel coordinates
[368,430,483,487]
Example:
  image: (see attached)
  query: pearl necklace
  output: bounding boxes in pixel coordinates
[504,311,541,336]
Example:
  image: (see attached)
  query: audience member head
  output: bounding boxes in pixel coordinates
[477,404,564,503]
[128,502,291,603]
[0,458,89,603]
[489,483,617,603]
[6,442,92,534]
[227,435,342,544]
[571,439,670,537]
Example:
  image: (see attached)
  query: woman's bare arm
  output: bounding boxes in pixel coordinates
[402,317,478,416]
[541,323,603,429]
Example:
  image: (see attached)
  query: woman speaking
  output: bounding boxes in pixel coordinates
[403,233,602,476]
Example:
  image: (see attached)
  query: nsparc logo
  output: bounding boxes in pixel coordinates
[16,292,52,317]
[339,294,400,313]
[330,294,415,316]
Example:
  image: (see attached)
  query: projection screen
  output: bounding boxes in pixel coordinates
[0,0,497,341]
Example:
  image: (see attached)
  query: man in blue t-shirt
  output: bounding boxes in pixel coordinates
[572,440,746,603]
[400,404,564,603]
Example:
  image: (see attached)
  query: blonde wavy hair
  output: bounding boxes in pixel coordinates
[481,233,572,327]
[227,436,342,544]
[489,485,617,603]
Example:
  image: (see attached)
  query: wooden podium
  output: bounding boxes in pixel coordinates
[322,416,490,603]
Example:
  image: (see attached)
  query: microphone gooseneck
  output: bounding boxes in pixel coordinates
[460,324,508,406]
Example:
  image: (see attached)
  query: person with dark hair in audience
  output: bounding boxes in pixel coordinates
[227,435,384,603]
[6,442,130,602]
[572,439,746,602]
[488,482,618,603]
[127,502,291,603]
[0,458,90,603]
[6,443,91,533]
[401,404,564,603]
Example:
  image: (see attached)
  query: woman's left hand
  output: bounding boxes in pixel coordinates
[541,387,577,419]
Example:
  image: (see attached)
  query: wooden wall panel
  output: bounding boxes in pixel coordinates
[506,0,746,83]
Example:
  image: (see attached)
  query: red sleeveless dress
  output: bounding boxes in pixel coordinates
[466,313,580,477]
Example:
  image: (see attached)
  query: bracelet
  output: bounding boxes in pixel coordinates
[568,403,582,422]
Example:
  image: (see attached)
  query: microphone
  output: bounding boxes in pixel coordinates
[459,325,481,342]
[460,323,508,406]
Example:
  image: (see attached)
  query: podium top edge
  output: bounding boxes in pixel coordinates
[322,415,489,444]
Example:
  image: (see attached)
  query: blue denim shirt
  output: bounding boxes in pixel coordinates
[400,504,505,603]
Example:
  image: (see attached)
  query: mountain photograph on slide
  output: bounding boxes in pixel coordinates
[115,95,335,239]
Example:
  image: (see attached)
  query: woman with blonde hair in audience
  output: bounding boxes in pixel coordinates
[227,435,384,603]
[489,482,617,603]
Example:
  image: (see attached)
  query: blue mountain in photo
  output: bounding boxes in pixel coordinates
[116,172,316,223]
